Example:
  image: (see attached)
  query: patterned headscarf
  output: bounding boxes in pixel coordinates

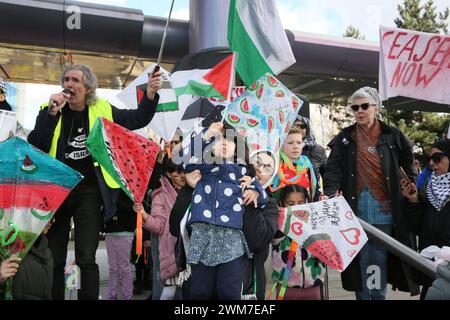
[359,87,382,108]
[426,139,450,211]
[295,115,316,147]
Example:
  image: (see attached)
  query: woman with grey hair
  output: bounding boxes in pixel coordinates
[28,64,163,300]
[323,86,419,299]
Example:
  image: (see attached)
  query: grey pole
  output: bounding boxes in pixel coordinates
[358,218,437,280]
[189,0,230,53]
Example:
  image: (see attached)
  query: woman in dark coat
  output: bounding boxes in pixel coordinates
[401,139,450,299]
[323,87,420,298]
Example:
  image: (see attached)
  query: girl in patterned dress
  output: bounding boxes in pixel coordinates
[271,185,326,300]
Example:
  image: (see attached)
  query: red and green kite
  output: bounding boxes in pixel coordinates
[86,118,160,254]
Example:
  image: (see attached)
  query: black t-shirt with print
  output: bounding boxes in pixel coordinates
[63,107,96,185]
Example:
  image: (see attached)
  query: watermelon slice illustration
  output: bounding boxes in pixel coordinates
[267,116,274,131]
[247,118,259,128]
[291,209,310,222]
[239,129,248,137]
[21,155,38,174]
[3,234,26,256]
[227,114,241,125]
[279,111,285,123]
[275,90,285,98]
[303,233,344,271]
[240,99,250,113]
[31,209,54,221]
[285,121,292,133]
[87,118,160,204]
[256,86,264,99]
[267,74,279,87]
[251,143,262,150]
[292,95,300,110]
[248,81,260,91]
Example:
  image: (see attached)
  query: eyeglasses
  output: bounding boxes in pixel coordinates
[350,103,376,112]
[430,152,448,163]
[298,123,307,129]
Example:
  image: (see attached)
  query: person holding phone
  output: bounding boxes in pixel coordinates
[27,64,162,300]
[323,86,419,300]
[401,139,450,300]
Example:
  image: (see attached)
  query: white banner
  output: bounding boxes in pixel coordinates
[0,110,16,142]
[379,26,450,105]
[278,196,368,272]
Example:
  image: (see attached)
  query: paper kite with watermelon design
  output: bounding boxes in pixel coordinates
[86,118,160,256]
[86,118,160,204]
[278,196,368,272]
[223,73,303,156]
[0,137,83,298]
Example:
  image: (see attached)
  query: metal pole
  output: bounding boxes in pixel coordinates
[189,0,230,53]
[156,0,176,67]
[358,218,437,280]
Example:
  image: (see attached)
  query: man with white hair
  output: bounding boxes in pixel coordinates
[28,64,162,300]
[323,87,419,300]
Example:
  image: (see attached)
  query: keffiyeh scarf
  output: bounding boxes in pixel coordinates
[427,172,450,212]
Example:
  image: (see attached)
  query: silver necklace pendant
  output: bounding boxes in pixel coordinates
[368,146,376,153]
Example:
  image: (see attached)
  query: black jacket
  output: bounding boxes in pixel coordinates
[405,193,450,289]
[323,120,419,294]
[104,191,136,234]
[302,143,327,179]
[27,93,159,217]
[1,235,53,300]
[169,185,195,238]
[0,100,12,111]
[406,193,450,253]
[169,186,279,300]
[242,197,279,300]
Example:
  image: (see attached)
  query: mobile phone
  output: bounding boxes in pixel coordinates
[399,167,411,184]
[400,167,416,195]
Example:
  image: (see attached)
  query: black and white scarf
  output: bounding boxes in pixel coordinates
[427,172,450,212]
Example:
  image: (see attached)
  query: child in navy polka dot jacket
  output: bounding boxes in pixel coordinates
[178,121,268,300]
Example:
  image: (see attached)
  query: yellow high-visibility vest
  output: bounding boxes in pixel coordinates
[40,98,120,189]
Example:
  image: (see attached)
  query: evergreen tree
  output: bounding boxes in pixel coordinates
[343,25,365,40]
[395,0,449,34]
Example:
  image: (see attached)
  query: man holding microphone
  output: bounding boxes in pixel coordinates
[28,64,162,300]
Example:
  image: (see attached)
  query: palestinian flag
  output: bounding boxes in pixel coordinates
[117,64,181,141]
[171,53,236,101]
[135,82,178,113]
[228,0,296,87]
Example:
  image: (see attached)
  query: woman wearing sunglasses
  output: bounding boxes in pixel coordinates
[400,139,450,300]
[323,86,419,300]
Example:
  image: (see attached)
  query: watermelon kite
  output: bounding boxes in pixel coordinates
[223,73,303,156]
[86,118,160,255]
[277,197,368,273]
[0,137,83,299]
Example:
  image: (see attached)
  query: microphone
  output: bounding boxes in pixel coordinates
[50,89,71,108]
